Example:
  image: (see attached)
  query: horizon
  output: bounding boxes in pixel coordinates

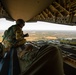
[0,18,76,31]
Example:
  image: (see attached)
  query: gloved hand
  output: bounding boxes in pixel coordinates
[23,33,29,37]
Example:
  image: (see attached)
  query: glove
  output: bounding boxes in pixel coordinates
[23,33,29,37]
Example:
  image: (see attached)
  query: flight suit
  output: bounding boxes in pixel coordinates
[2,25,26,52]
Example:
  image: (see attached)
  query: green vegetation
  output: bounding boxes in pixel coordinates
[60,40,76,46]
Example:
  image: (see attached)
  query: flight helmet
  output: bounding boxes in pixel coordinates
[16,19,25,25]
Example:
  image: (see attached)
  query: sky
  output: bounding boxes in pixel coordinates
[0,18,76,31]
